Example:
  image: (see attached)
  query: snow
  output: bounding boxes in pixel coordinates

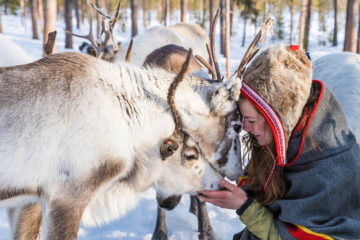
[0,7,351,240]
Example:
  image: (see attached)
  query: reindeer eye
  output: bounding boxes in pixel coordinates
[233,124,242,133]
[185,154,197,161]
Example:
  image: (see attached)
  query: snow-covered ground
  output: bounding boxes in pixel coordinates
[0,8,347,240]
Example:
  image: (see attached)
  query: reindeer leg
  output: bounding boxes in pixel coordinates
[191,196,218,240]
[151,206,169,240]
[42,199,85,240]
[189,195,198,216]
[11,203,42,240]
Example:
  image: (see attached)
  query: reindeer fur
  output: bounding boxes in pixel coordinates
[112,23,209,66]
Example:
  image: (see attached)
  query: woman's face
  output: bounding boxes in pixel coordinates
[239,99,273,146]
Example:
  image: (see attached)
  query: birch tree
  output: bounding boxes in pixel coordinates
[43,0,57,55]
[30,0,39,39]
[299,0,308,48]
[131,0,138,37]
[333,0,338,46]
[65,0,73,48]
[344,0,358,52]
[181,0,187,22]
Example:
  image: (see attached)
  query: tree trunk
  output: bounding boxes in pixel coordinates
[230,0,233,36]
[220,0,226,55]
[131,0,138,37]
[19,0,26,26]
[96,0,105,39]
[157,0,162,23]
[65,0,73,48]
[263,0,269,21]
[181,0,187,22]
[299,0,307,49]
[142,0,148,28]
[74,0,80,29]
[289,0,294,44]
[43,0,57,55]
[163,0,168,26]
[344,0,358,52]
[38,0,44,34]
[357,4,360,53]
[209,0,214,35]
[303,0,312,51]
[30,0,39,39]
[0,5,2,33]
[333,0,338,46]
[225,0,230,78]
[241,18,247,47]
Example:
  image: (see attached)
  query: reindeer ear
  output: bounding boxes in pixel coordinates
[160,138,180,160]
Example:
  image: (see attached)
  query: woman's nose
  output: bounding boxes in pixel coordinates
[243,122,251,132]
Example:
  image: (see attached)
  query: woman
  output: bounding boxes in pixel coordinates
[198,44,360,240]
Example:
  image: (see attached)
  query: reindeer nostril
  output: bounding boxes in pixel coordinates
[234,124,241,133]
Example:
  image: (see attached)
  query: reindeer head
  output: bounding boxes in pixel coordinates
[153,49,243,209]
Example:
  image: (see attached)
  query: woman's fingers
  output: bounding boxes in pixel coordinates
[219,179,238,191]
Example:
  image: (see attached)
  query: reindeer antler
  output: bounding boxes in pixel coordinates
[69,1,120,58]
[167,48,193,134]
[195,8,222,82]
[236,18,273,79]
[160,49,193,160]
[125,38,134,62]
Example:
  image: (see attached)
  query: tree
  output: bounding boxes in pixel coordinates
[131,0,138,37]
[344,0,358,52]
[263,0,269,21]
[163,0,168,26]
[96,0,105,39]
[303,0,312,51]
[289,0,294,44]
[65,0,73,48]
[333,0,338,46]
[142,0,148,27]
[220,0,226,55]
[19,0,26,26]
[181,0,187,22]
[0,4,3,33]
[209,0,214,35]
[74,0,80,29]
[30,0,39,39]
[38,0,44,34]
[225,0,230,78]
[358,3,360,53]
[43,0,57,55]
[299,0,307,48]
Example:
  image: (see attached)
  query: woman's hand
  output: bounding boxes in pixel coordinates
[198,179,248,210]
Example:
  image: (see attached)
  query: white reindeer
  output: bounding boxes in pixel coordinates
[112,23,209,66]
[312,52,360,140]
[0,50,243,239]
[0,35,35,66]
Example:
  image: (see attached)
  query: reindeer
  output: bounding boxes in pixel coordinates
[312,52,360,141]
[111,22,209,66]
[0,35,35,67]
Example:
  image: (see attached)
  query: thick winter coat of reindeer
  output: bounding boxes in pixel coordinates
[0,47,243,239]
[312,52,360,141]
[112,23,209,66]
[0,35,35,66]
